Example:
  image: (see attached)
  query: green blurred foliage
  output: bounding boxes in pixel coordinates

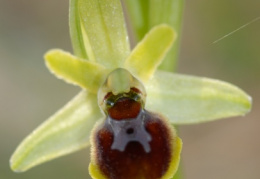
[0,0,259,179]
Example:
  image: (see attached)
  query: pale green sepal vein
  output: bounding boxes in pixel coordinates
[146,71,252,124]
[125,24,176,83]
[78,0,130,68]
[45,49,108,93]
[69,0,87,59]
[10,91,104,172]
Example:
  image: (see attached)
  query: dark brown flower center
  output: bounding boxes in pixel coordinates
[94,110,173,179]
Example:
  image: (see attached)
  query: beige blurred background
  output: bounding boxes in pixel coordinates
[0,0,259,179]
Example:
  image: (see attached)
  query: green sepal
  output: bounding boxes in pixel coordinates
[10,91,103,172]
[146,70,252,124]
[78,0,130,68]
[45,49,108,93]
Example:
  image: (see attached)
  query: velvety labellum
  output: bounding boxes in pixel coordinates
[91,96,176,179]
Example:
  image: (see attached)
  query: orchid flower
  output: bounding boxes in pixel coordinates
[10,0,251,179]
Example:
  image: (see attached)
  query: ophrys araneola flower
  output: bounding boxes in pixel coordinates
[10,0,251,179]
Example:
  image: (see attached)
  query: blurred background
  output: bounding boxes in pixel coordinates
[0,0,259,178]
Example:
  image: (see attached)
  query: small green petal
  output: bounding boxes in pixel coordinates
[125,24,176,82]
[45,49,108,93]
[78,0,130,68]
[10,91,103,172]
[146,71,252,124]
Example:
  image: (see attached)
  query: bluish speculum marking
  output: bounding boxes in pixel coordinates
[108,105,152,153]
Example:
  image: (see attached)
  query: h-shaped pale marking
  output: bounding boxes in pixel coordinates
[108,110,152,153]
